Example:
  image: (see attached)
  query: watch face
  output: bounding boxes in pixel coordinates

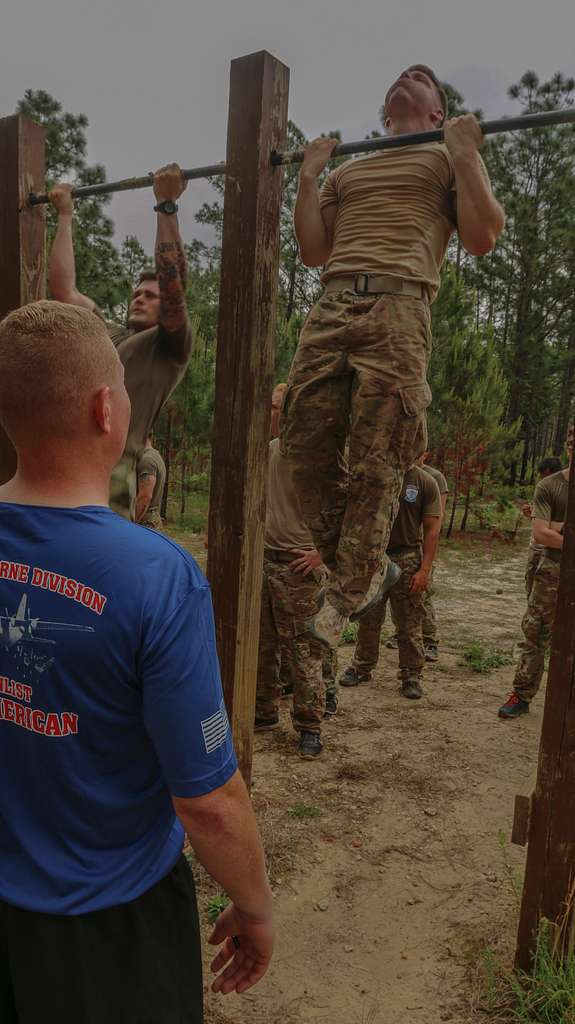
[157,200,177,214]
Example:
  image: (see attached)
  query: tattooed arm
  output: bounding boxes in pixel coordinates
[153,164,193,365]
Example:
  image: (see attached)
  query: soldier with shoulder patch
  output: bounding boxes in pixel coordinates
[339,464,442,699]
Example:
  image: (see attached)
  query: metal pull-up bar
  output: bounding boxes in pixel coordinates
[27,107,575,206]
[272,107,575,165]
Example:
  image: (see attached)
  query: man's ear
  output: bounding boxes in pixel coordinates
[93,386,112,434]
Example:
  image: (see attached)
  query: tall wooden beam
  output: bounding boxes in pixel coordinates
[207,52,289,786]
[0,114,46,483]
[515,459,575,969]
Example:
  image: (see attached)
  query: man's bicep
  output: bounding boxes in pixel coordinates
[321,202,338,244]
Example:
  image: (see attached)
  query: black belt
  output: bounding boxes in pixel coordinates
[264,548,297,563]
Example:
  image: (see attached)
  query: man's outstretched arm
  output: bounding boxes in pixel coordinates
[153,164,193,365]
[48,185,96,310]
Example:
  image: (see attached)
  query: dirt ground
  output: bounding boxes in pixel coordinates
[175,527,543,1024]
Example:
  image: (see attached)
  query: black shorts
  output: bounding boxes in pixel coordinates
[0,855,203,1023]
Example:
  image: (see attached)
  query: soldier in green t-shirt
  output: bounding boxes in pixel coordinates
[44,165,193,520]
[499,427,573,719]
[135,442,166,529]
[339,464,442,700]
[386,453,448,660]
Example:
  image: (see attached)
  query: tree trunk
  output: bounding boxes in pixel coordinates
[446,486,459,539]
[460,483,472,532]
[180,456,187,517]
[285,260,297,321]
[554,324,575,455]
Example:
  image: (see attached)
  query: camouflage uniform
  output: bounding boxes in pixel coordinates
[524,543,544,598]
[421,569,437,644]
[280,290,431,616]
[256,556,327,733]
[351,546,425,682]
[512,556,560,702]
[281,639,338,704]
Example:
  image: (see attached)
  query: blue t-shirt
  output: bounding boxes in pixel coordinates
[0,503,237,915]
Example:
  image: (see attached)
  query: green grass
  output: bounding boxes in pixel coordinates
[206,893,230,924]
[340,621,359,645]
[483,920,575,1022]
[288,802,322,821]
[462,641,514,674]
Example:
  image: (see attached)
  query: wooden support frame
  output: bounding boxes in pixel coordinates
[515,459,575,969]
[0,114,45,483]
[207,51,289,787]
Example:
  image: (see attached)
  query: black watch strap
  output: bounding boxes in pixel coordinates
[154,200,178,215]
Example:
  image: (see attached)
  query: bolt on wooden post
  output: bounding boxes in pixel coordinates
[0,114,45,484]
[515,456,575,969]
[207,51,289,787]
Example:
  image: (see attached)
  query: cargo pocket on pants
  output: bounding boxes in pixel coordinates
[398,381,432,416]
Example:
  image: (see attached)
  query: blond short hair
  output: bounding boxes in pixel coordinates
[0,300,121,443]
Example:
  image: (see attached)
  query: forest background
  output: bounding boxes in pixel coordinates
[17,70,575,536]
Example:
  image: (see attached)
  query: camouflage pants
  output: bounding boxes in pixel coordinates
[281,641,338,699]
[512,556,560,702]
[352,546,425,681]
[140,508,163,530]
[524,545,542,598]
[280,290,431,615]
[421,567,437,643]
[256,556,327,732]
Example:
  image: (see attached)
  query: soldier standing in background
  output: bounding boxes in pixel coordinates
[386,452,448,661]
[340,464,441,699]
[255,386,337,760]
[135,440,167,529]
[521,457,563,598]
[499,432,573,720]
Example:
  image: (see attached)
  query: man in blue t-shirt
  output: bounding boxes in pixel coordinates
[0,301,274,1024]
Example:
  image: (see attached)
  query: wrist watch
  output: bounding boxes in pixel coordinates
[154,200,178,215]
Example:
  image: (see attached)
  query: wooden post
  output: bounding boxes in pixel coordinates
[0,114,45,483]
[515,457,575,969]
[207,52,289,786]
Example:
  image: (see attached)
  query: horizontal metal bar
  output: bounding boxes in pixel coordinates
[27,108,575,206]
[28,162,227,206]
[271,108,575,166]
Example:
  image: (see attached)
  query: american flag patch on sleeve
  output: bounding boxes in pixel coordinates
[201,701,231,755]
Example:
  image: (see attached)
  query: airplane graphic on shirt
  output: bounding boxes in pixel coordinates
[0,594,94,651]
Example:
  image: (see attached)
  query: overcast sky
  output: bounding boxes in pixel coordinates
[2,0,574,250]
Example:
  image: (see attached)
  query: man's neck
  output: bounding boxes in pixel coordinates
[0,458,111,509]
[388,115,438,138]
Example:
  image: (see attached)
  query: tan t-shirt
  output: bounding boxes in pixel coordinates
[319,143,457,302]
[532,470,570,564]
[265,438,314,552]
[106,319,192,518]
[137,446,167,518]
[422,463,449,495]
[388,465,441,550]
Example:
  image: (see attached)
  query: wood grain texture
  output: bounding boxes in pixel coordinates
[0,115,45,483]
[206,52,289,787]
[515,462,575,969]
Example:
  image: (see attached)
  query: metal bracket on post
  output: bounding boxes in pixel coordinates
[512,795,532,847]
